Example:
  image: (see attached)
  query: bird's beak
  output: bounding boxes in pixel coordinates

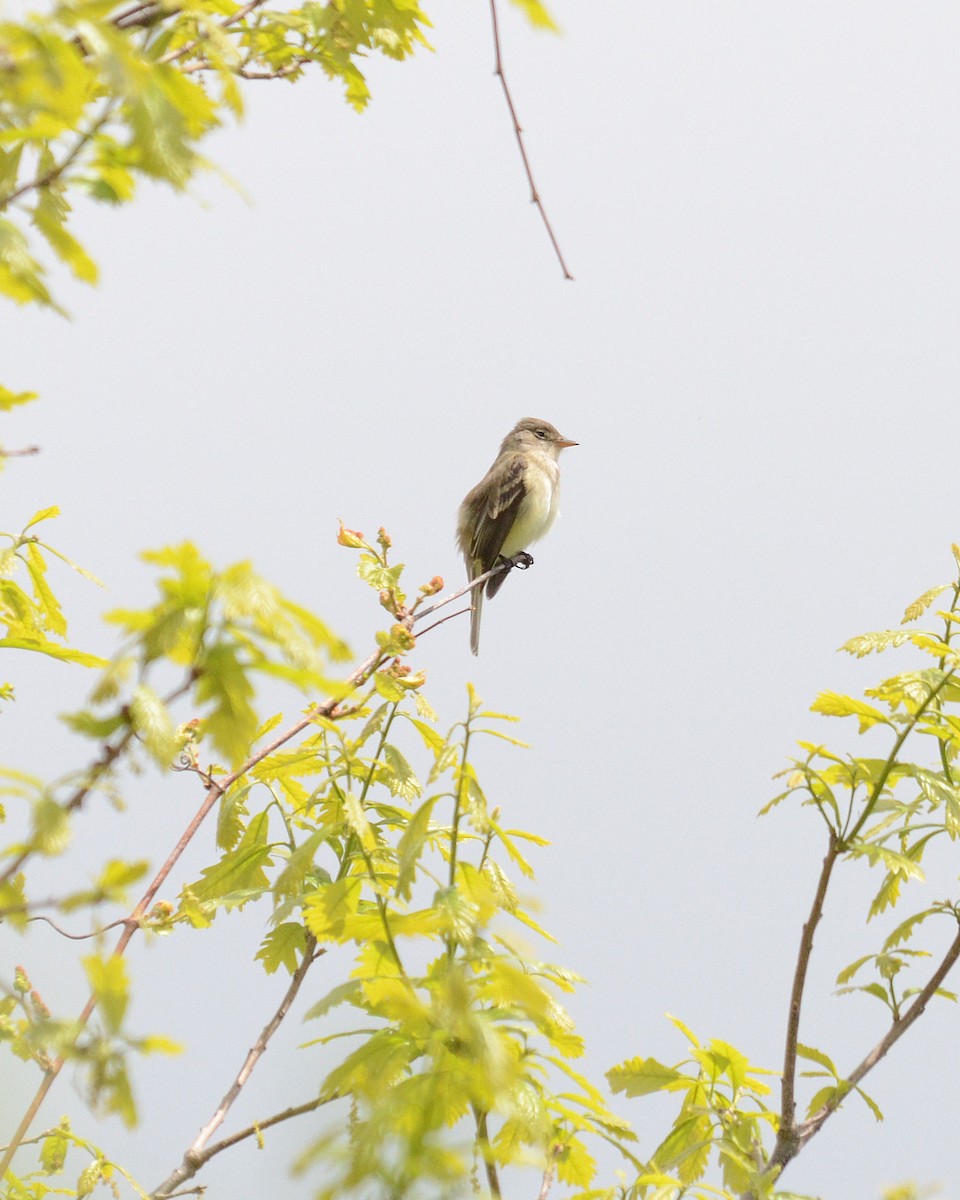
[557,437,579,448]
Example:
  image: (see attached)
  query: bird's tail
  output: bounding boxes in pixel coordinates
[469,585,483,656]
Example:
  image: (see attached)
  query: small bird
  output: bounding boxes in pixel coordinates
[457,418,578,655]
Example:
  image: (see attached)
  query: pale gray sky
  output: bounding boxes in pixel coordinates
[3,2,960,1197]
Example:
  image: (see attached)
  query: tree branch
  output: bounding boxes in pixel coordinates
[0,638,386,1177]
[797,919,960,1146]
[488,0,573,281]
[0,553,531,1172]
[159,0,269,66]
[754,833,839,1188]
[151,937,323,1198]
[186,1094,337,1166]
[413,552,531,625]
[0,672,196,892]
[0,102,116,212]
[471,1106,501,1200]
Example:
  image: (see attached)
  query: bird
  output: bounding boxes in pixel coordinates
[456,417,578,655]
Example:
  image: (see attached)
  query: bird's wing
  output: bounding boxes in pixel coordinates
[469,454,527,600]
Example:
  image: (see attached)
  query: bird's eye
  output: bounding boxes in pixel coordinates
[535,429,547,439]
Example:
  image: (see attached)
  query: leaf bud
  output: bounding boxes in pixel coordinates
[379,588,399,614]
[390,624,416,651]
[30,990,50,1018]
[14,964,29,993]
[419,575,444,596]
[377,527,392,550]
[336,522,366,549]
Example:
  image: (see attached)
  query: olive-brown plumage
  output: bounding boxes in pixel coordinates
[456,418,577,654]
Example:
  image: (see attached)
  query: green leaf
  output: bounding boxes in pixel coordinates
[840,630,914,658]
[83,953,129,1034]
[884,908,937,950]
[810,691,889,733]
[186,810,272,907]
[507,0,560,32]
[854,1084,884,1122]
[196,640,259,766]
[805,1085,838,1120]
[396,796,437,900]
[381,744,421,800]
[39,1120,70,1172]
[303,979,363,1021]
[903,583,950,624]
[272,829,331,897]
[606,1056,684,1097]
[0,636,107,667]
[22,505,60,531]
[836,954,872,985]
[304,877,362,943]
[255,922,307,975]
[32,185,98,284]
[60,709,126,739]
[0,385,38,411]
[666,1013,701,1048]
[796,1043,838,1078]
[129,683,179,767]
[216,784,250,852]
[373,670,406,702]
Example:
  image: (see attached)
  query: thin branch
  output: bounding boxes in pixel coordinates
[191,1094,337,1164]
[844,668,955,844]
[413,552,530,624]
[151,937,322,1198]
[182,58,306,79]
[414,605,472,638]
[0,446,40,458]
[488,0,573,281]
[797,919,960,1146]
[471,1106,501,1200]
[0,631,391,1177]
[763,834,839,1180]
[113,2,171,29]
[0,102,116,212]
[536,1158,557,1200]
[0,674,193,892]
[159,0,269,66]
[25,914,126,941]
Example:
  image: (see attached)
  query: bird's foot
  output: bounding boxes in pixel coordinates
[512,551,534,570]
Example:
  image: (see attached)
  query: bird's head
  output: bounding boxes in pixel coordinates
[501,418,578,457]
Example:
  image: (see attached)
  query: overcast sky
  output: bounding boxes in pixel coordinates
[4,2,960,1197]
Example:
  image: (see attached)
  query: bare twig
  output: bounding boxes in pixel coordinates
[537,1158,557,1200]
[413,552,529,624]
[798,919,960,1144]
[471,1106,501,1200]
[488,0,573,280]
[761,835,839,1182]
[113,2,165,29]
[26,914,126,940]
[0,446,40,458]
[192,1095,336,1163]
[414,605,472,638]
[181,58,306,79]
[151,937,323,1198]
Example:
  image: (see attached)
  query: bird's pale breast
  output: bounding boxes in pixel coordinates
[500,454,560,556]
